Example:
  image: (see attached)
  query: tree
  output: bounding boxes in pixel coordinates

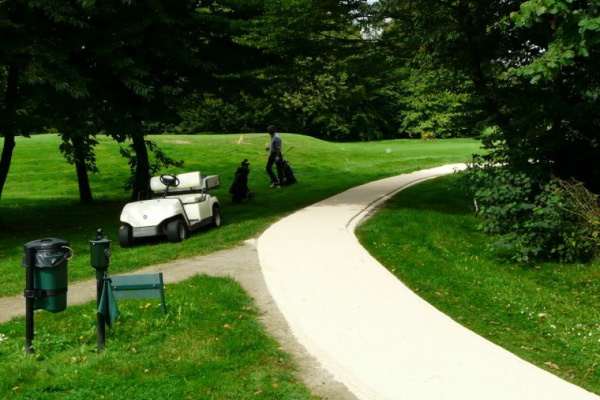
[376,0,600,191]
[81,0,273,197]
[66,0,202,199]
[1,0,259,201]
[54,101,101,204]
[172,0,278,134]
[189,0,400,140]
[0,0,89,201]
[0,66,18,202]
[375,0,600,260]
[501,0,600,192]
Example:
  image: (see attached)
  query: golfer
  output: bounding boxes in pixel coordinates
[265,125,284,188]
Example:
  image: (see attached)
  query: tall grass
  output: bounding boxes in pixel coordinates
[356,174,600,395]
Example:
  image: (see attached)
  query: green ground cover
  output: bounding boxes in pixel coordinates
[1,275,313,399]
[0,134,480,399]
[357,174,600,395]
[0,134,479,297]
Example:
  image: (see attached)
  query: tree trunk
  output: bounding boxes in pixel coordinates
[130,130,150,201]
[0,65,19,201]
[0,132,15,204]
[71,134,94,204]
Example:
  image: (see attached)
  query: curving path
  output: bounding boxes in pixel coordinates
[257,164,599,400]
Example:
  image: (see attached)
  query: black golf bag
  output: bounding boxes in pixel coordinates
[229,159,255,202]
[280,157,297,186]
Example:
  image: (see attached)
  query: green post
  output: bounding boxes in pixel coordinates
[90,229,112,350]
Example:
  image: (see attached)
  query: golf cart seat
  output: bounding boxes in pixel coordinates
[150,172,220,197]
[150,172,202,194]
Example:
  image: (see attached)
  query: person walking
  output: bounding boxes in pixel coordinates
[265,125,284,188]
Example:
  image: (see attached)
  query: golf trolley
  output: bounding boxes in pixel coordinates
[229,158,255,202]
[118,171,221,247]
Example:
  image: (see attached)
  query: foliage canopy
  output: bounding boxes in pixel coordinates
[0,0,598,260]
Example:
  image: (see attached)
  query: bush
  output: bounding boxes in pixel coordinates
[462,166,600,263]
[540,179,600,262]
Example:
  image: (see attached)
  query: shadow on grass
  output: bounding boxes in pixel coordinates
[0,200,126,246]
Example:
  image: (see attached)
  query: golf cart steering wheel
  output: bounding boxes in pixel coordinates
[160,174,180,187]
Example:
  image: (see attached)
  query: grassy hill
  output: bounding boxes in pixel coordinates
[0,133,481,297]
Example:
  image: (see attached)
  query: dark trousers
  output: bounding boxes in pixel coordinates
[266,152,284,184]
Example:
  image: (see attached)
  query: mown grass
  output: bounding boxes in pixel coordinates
[0,133,480,297]
[0,133,480,399]
[0,275,314,399]
[356,174,600,395]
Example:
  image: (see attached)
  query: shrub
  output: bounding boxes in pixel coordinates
[541,179,600,262]
[421,131,435,140]
[462,166,600,263]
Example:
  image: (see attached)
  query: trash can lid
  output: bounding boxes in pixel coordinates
[23,238,70,251]
[22,238,71,268]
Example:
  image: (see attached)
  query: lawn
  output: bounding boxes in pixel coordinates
[0,133,480,297]
[0,133,480,399]
[1,275,315,399]
[356,174,600,395]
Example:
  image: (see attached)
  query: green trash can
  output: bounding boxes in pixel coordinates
[22,238,71,313]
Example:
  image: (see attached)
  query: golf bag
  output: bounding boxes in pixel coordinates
[280,157,297,186]
[229,159,255,202]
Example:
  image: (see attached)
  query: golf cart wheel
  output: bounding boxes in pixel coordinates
[212,204,222,227]
[166,219,187,242]
[118,224,134,248]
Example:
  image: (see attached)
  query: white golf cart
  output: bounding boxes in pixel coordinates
[118,171,221,247]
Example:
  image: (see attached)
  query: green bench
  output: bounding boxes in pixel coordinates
[110,273,167,314]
